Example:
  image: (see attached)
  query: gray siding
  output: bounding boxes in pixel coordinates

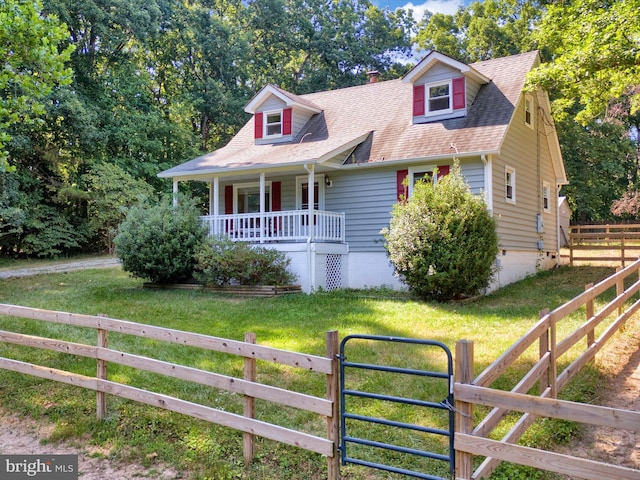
[492,94,559,252]
[326,159,486,252]
[416,63,459,85]
[213,159,488,252]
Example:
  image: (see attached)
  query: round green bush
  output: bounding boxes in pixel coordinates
[114,195,207,284]
[381,162,499,301]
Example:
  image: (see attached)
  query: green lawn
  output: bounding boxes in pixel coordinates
[0,264,619,479]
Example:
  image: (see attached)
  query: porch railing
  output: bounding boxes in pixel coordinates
[201,210,346,243]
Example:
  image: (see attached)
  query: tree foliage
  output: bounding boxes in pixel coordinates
[83,163,156,253]
[0,0,73,170]
[415,0,542,62]
[528,0,640,125]
[382,163,499,301]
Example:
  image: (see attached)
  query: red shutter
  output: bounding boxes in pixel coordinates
[272,182,281,211]
[282,108,292,135]
[272,181,281,234]
[452,77,465,110]
[254,113,263,139]
[436,165,450,180]
[413,85,425,116]
[224,185,233,214]
[397,169,409,203]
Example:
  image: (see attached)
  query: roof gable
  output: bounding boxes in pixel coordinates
[244,84,322,115]
[402,51,490,85]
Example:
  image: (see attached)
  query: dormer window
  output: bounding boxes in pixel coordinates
[412,77,466,119]
[253,107,293,140]
[427,82,451,113]
[265,110,283,137]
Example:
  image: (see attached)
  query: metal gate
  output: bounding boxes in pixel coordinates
[339,335,455,480]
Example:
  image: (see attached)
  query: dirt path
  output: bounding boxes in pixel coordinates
[0,257,121,279]
[557,317,640,475]
[0,408,181,479]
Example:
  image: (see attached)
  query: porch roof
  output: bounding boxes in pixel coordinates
[159,51,565,184]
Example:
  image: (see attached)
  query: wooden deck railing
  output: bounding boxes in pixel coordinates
[0,305,340,480]
[454,259,640,480]
[569,223,640,266]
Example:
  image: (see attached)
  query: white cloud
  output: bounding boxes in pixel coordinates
[400,0,463,19]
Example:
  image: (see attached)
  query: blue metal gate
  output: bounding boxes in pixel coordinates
[339,335,455,480]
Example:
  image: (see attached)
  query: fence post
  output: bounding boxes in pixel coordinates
[549,312,558,399]
[325,330,340,480]
[538,309,550,394]
[243,332,257,465]
[585,283,595,348]
[96,313,109,420]
[569,228,574,267]
[455,340,474,480]
[621,236,626,267]
[96,327,108,420]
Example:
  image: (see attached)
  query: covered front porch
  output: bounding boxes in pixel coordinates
[201,209,345,243]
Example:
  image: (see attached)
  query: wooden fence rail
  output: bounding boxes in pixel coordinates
[0,304,340,480]
[569,223,640,266]
[454,258,640,480]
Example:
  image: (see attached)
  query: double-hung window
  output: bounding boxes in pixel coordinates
[264,110,283,138]
[427,81,452,114]
[542,181,551,212]
[505,166,516,203]
[525,95,534,129]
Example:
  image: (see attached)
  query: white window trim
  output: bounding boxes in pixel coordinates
[295,175,325,210]
[408,166,438,196]
[264,109,283,138]
[425,79,453,116]
[233,181,272,214]
[542,181,551,213]
[525,94,534,130]
[505,166,516,204]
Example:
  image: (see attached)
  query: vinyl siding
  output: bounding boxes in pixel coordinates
[215,159,486,252]
[492,94,559,252]
[415,63,459,85]
[326,159,485,251]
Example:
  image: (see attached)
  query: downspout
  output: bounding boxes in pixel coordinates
[304,164,316,292]
[481,155,493,212]
[259,172,266,243]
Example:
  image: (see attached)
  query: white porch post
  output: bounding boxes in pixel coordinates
[307,166,315,242]
[211,177,219,235]
[259,173,266,243]
[172,180,178,207]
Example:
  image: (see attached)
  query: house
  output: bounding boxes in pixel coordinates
[158,50,567,293]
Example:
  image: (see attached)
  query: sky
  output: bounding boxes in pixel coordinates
[377,0,465,19]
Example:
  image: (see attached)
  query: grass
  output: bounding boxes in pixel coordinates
[0,263,623,479]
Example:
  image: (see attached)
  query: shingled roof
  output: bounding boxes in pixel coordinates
[159,51,543,179]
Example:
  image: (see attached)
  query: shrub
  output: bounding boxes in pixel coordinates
[381,161,499,301]
[114,195,207,283]
[194,236,297,286]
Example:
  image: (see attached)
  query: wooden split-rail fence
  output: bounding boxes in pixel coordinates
[454,259,640,480]
[569,223,640,266]
[0,305,340,479]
